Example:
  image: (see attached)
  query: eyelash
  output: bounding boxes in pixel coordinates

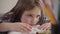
[27,15,40,18]
[28,15,32,17]
[36,15,40,18]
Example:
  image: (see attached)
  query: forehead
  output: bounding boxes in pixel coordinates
[24,6,41,15]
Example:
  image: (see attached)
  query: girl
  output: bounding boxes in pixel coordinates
[0,0,50,34]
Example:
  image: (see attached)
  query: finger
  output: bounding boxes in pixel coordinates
[24,23,32,29]
[41,23,50,30]
[45,26,50,30]
[23,25,32,31]
[38,23,48,30]
[45,25,51,30]
[44,23,51,30]
[20,26,30,33]
[22,23,32,31]
[38,23,46,29]
[20,24,31,32]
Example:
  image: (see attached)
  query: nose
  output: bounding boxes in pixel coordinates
[29,17,38,26]
[31,17,37,23]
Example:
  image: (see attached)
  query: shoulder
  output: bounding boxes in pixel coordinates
[0,17,3,23]
[0,12,13,22]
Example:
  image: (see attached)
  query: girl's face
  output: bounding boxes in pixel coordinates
[21,7,41,26]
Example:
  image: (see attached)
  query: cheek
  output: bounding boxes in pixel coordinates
[21,16,32,23]
[21,17,27,23]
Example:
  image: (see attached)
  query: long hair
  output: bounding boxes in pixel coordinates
[2,0,44,25]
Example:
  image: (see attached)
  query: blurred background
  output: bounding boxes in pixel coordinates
[0,0,18,17]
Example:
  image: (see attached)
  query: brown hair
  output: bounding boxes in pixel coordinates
[2,0,44,25]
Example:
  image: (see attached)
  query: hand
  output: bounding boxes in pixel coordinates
[38,23,51,30]
[9,23,32,33]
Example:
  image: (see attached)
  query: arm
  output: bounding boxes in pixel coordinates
[0,22,32,33]
[0,23,13,32]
